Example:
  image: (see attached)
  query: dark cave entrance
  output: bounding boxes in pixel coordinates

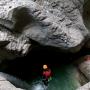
[1,45,90,82]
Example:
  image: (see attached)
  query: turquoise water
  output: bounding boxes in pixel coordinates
[30,65,80,90]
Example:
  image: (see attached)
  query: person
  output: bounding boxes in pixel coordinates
[42,64,52,86]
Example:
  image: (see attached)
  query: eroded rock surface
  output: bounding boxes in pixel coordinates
[0,0,90,89]
[77,82,90,90]
[0,72,31,90]
[0,0,89,56]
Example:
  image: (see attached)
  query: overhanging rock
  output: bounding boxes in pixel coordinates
[0,0,89,55]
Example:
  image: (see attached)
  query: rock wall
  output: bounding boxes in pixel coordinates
[0,0,90,89]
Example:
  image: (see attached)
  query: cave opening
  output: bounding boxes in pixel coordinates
[1,44,90,83]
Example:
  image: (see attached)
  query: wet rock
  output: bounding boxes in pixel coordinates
[0,26,31,61]
[0,72,31,90]
[78,55,90,80]
[83,0,90,49]
[83,0,90,32]
[0,0,90,90]
[0,0,88,54]
[77,82,90,90]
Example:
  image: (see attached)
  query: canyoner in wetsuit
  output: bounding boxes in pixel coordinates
[42,65,52,86]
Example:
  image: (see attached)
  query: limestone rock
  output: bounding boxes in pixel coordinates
[77,82,90,90]
[0,81,24,90]
[0,0,88,54]
[0,72,31,90]
[78,55,90,80]
[0,26,31,61]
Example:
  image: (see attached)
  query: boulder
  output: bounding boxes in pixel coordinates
[0,26,31,61]
[0,0,90,89]
[78,55,90,80]
[77,82,90,90]
[0,0,88,55]
[0,72,31,90]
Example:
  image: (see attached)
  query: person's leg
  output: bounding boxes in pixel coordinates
[44,78,48,86]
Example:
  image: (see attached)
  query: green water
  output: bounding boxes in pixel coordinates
[30,65,80,90]
[47,65,80,90]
